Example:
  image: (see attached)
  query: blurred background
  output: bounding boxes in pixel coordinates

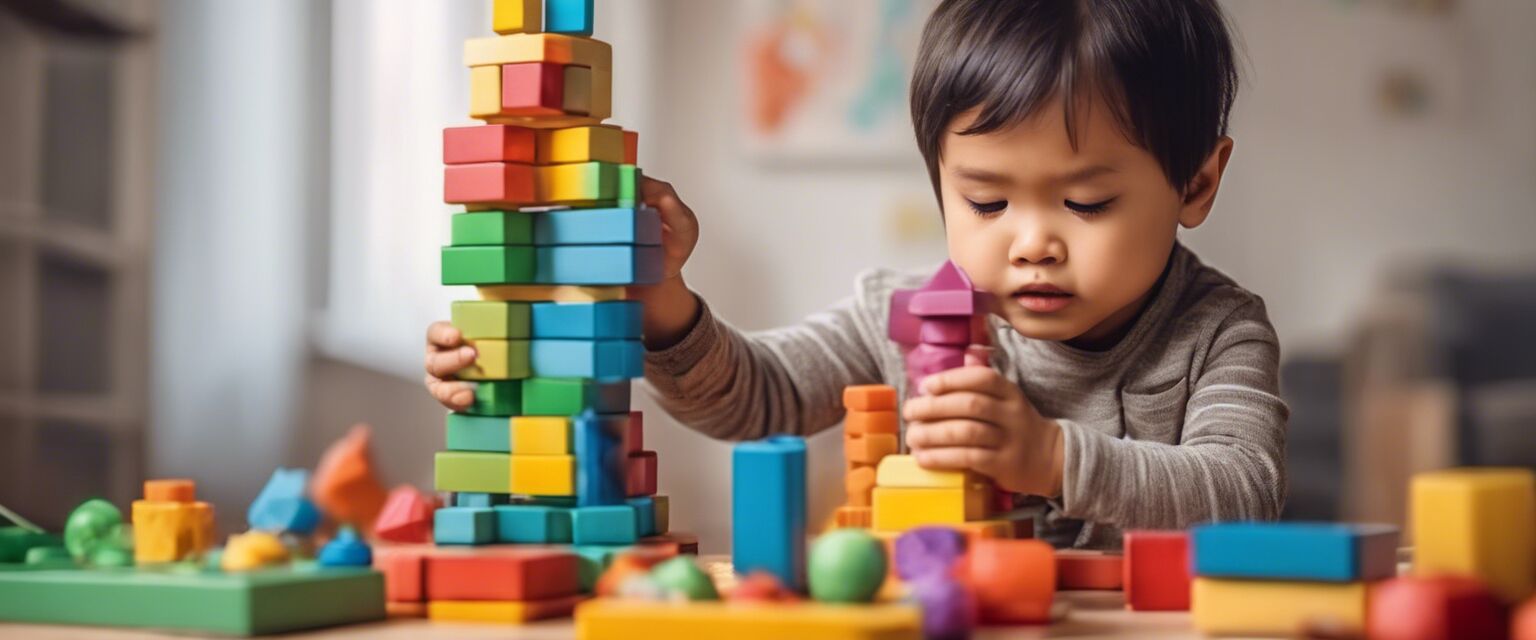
[1,0,1532,552]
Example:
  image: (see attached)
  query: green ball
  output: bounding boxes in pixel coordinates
[808,529,887,603]
[648,557,719,601]
[63,499,123,562]
[24,546,72,566]
[90,543,134,568]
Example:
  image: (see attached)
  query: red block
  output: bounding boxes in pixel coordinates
[622,130,638,164]
[376,549,426,603]
[424,549,580,601]
[374,485,435,543]
[444,162,535,204]
[1369,576,1509,640]
[626,450,658,497]
[1516,595,1536,640]
[1056,551,1123,591]
[501,62,566,116]
[623,411,643,455]
[443,124,536,165]
[966,539,1055,623]
[641,531,698,556]
[1123,530,1191,611]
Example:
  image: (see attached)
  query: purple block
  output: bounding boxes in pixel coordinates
[888,288,921,345]
[895,527,968,581]
[906,343,967,392]
[910,261,985,317]
[909,578,976,640]
[918,318,971,346]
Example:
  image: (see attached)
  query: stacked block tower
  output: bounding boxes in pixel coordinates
[835,385,900,529]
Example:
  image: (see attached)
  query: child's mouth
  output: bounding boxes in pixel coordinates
[1011,284,1074,313]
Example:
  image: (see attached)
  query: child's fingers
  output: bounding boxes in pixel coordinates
[641,177,698,239]
[425,375,475,410]
[920,365,1011,398]
[912,446,998,475]
[425,344,478,378]
[906,419,1004,450]
[426,321,464,348]
[902,391,1005,425]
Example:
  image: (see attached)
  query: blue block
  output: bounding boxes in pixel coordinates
[535,246,663,285]
[1192,522,1400,581]
[544,0,595,35]
[534,207,661,246]
[627,497,657,537]
[248,468,321,535]
[445,413,512,452]
[453,492,510,508]
[732,436,807,591]
[573,409,626,507]
[530,340,642,380]
[530,301,642,339]
[316,527,373,567]
[493,504,574,544]
[571,505,639,545]
[433,507,497,545]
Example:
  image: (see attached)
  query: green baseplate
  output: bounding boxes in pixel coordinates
[0,561,385,636]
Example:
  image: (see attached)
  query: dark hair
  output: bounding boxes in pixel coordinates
[910,0,1239,203]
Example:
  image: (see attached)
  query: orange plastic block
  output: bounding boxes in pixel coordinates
[143,479,195,503]
[428,595,586,623]
[967,539,1055,623]
[834,506,872,529]
[954,520,1013,542]
[377,549,426,602]
[425,549,580,601]
[444,162,536,205]
[311,424,389,529]
[845,465,876,507]
[1056,551,1124,591]
[844,385,898,411]
[622,130,638,164]
[375,485,435,544]
[845,433,899,465]
[846,410,899,436]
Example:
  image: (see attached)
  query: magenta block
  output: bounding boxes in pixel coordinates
[918,318,971,346]
[910,261,985,317]
[906,343,967,392]
[888,288,921,345]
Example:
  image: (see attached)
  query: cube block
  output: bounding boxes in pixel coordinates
[469,65,505,119]
[536,126,625,165]
[132,500,214,564]
[1192,522,1399,582]
[451,300,530,340]
[846,410,899,436]
[492,0,542,35]
[433,507,496,545]
[845,433,898,465]
[530,300,643,338]
[511,455,575,496]
[443,124,536,164]
[871,486,989,532]
[544,0,594,35]
[1411,467,1535,602]
[844,385,898,411]
[500,62,567,116]
[536,162,618,203]
[1124,530,1192,611]
[376,550,425,602]
[1368,576,1509,640]
[434,451,512,494]
[572,505,639,545]
[424,550,580,601]
[1192,578,1368,636]
[732,436,808,591]
[574,409,627,507]
[441,245,535,285]
[535,245,663,285]
[445,413,511,452]
[530,339,642,379]
[876,455,971,488]
[468,380,521,416]
[969,539,1055,624]
[494,504,573,544]
[627,451,658,497]
[534,208,661,247]
[512,415,572,454]
[444,162,535,205]
[450,211,533,247]
[458,339,530,381]
[477,284,627,303]
[522,377,631,415]
[464,33,612,71]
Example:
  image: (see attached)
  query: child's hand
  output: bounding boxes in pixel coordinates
[423,321,477,411]
[633,177,703,349]
[901,366,1064,497]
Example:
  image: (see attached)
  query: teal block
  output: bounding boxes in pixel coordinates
[544,0,595,35]
[433,507,496,545]
[493,505,574,544]
[732,436,808,591]
[530,340,643,380]
[445,413,511,452]
[1192,522,1399,581]
[533,207,660,246]
[441,245,535,285]
[534,246,663,285]
[571,545,627,593]
[522,495,578,508]
[530,301,642,339]
[571,506,638,545]
[451,211,534,246]
[627,497,657,537]
[468,380,521,416]
[453,493,510,508]
[521,378,631,415]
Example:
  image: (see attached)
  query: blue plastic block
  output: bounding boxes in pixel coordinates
[248,468,321,535]
[530,340,642,380]
[571,505,639,545]
[453,492,510,508]
[433,507,497,545]
[572,545,625,593]
[317,527,373,567]
[732,436,807,590]
[492,504,573,543]
[573,409,626,507]
[530,301,642,339]
[534,207,661,246]
[534,246,663,285]
[445,413,511,452]
[627,497,657,537]
[1191,522,1400,581]
[544,0,595,35]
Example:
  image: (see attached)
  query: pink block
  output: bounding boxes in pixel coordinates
[906,343,967,393]
[374,485,435,544]
[626,451,658,497]
[623,411,644,455]
[888,288,921,345]
[442,124,536,165]
[443,162,535,204]
[910,289,985,317]
[918,318,971,346]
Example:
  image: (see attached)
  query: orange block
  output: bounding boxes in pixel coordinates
[834,506,872,529]
[846,410,899,436]
[386,601,426,618]
[954,520,1013,542]
[595,550,672,596]
[843,385,898,411]
[622,130,639,165]
[143,479,195,502]
[1056,551,1124,591]
[846,465,877,507]
[425,549,580,601]
[845,433,898,465]
[967,539,1055,623]
[1516,595,1536,640]
[376,549,426,603]
[311,424,389,529]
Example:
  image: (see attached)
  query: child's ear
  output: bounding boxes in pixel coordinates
[1178,136,1235,230]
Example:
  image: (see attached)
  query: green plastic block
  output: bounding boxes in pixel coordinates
[521,377,632,416]
[441,245,535,285]
[0,565,384,635]
[0,527,62,564]
[434,451,512,494]
[451,300,530,340]
[468,381,521,416]
[451,211,534,246]
[445,413,511,452]
[617,165,641,206]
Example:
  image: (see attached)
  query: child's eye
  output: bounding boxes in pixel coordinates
[1065,197,1116,216]
[965,199,1008,215]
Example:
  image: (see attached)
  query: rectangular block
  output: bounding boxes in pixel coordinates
[425,550,580,601]
[376,550,424,602]
[452,300,531,341]
[428,595,585,623]
[501,62,567,116]
[1056,551,1124,591]
[453,492,509,508]
[478,284,627,303]
[458,339,530,381]
[433,507,497,545]
[562,66,612,119]
[622,411,643,454]
[444,162,535,204]
[494,504,573,543]
[1124,530,1192,611]
[1412,467,1535,602]
[617,164,640,205]
[522,377,631,415]
[467,380,521,416]
[622,130,638,164]
[572,505,639,545]
[132,500,213,564]
[574,601,921,640]
[1192,578,1368,636]
[1192,522,1399,582]
[626,451,658,497]
[536,246,664,285]
[574,409,627,507]
[441,245,535,285]
[846,410,899,436]
[627,497,658,537]
[733,436,808,591]
[444,124,536,164]
[469,65,504,119]
[536,126,625,165]
[144,479,196,502]
[870,486,989,532]
[511,415,572,454]
[451,211,533,247]
[492,0,541,35]
[653,495,671,535]
[530,339,643,380]
[531,300,643,338]
[511,454,576,496]
[445,413,512,453]
[844,385,898,411]
[845,433,899,465]
[533,208,661,247]
[875,455,970,488]
[464,33,612,71]
[435,451,512,494]
[536,162,618,203]
[544,0,594,35]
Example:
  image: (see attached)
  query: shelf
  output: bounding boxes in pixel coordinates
[0,207,131,268]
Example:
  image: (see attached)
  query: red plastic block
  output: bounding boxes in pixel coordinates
[312,424,389,529]
[627,450,658,497]
[1369,576,1508,640]
[501,62,566,116]
[919,318,971,346]
[622,130,638,164]
[1056,551,1124,591]
[144,479,196,502]
[374,485,435,543]
[1124,530,1191,611]
[424,549,580,601]
[444,124,536,165]
[444,162,536,205]
[843,385,898,412]
[376,549,426,603]
[623,411,643,455]
[966,539,1055,623]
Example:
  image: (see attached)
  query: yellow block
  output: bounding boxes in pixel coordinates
[464,33,612,71]
[511,454,575,496]
[875,455,970,488]
[477,285,627,303]
[512,416,571,454]
[1191,578,1368,636]
[491,0,542,36]
[459,339,530,381]
[221,531,289,572]
[468,65,502,119]
[562,68,611,120]
[537,126,625,165]
[132,500,214,564]
[429,596,585,623]
[871,486,989,533]
[574,600,921,640]
[537,162,616,203]
[1411,467,1536,602]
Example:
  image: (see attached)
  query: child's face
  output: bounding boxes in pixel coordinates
[939,96,1230,348]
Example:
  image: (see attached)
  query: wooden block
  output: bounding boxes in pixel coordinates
[469,65,504,119]
[574,600,921,640]
[533,207,660,248]
[1056,551,1123,590]
[918,317,971,345]
[493,504,573,544]
[451,211,533,246]
[1124,530,1191,611]
[875,455,969,488]
[500,62,567,116]
[561,66,612,119]
[445,413,512,452]
[1192,522,1399,582]
[623,411,643,454]
[626,450,658,497]
[535,245,663,286]
[483,113,605,129]
[544,0,594,35]
[834,506,872,529]
[528,339,642,379]
[477,284,627,303]
[627,496,659,537]
[844,385,897,411]
[1192,578,1368,636]
[1369,576,1508,640]
[143,479,195,503]
[312,427,389,530]
[845,464,876,507]
[535,125,624,165]
[734,436,809,591]
[375,549,425,602]
[467,380,521,416]
[1412,467,1535,602]
[443,124,536,164]
[444,162,536,205]
[617,164,640,205]
[530,300,643,338]
[491,0,541,35]
[458,338,531,380]
[131,500,213,564]
[572,505,639,545]
[464,33,611,71]
[574,409,627,507]
[511,454,576,496]
[374,486,435,543]
[846,410,899,436]
[451,300,531,340]
[536,161,618,203]
[386,601,426,618]
[522,377,632,415]
[967,539,1055,624]
[622,130,638,164]
[433,506,496,545]
[511,415,571,454]
[434,451,512,494]
[428,595,586,623]
[845,433,898,465]
[871,486,989,532]
[442,245,536,286]
[425,549,581,601]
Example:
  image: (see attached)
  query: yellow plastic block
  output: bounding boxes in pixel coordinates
[512,416,571,455]
[429,596,585,623]
[875,455,971,488]
[1411,467,1535,602]
[131,500,214,564]
[511,454,575,496]
[1191,578,1368,636]
[537,126,625,165]
[871,486,989,533]
[574,600,921,640]
[477,285,627,303]
[537,162,617,204]
[460,339,530,381]
[464,33,612,71]
[469,65,503,119]
[491,0,542,35]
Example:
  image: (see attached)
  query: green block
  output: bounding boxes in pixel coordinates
[0,528,62,564]
[617,165,641,206]
[468,381,522,416]
[521,378,632,416]
[451,300,531,340]
[451,211,534,246]
[441,246,535,285]
[434,451,512,494]
[571,545,630,594]
[445,414,511,452]
[0,565,384,635]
